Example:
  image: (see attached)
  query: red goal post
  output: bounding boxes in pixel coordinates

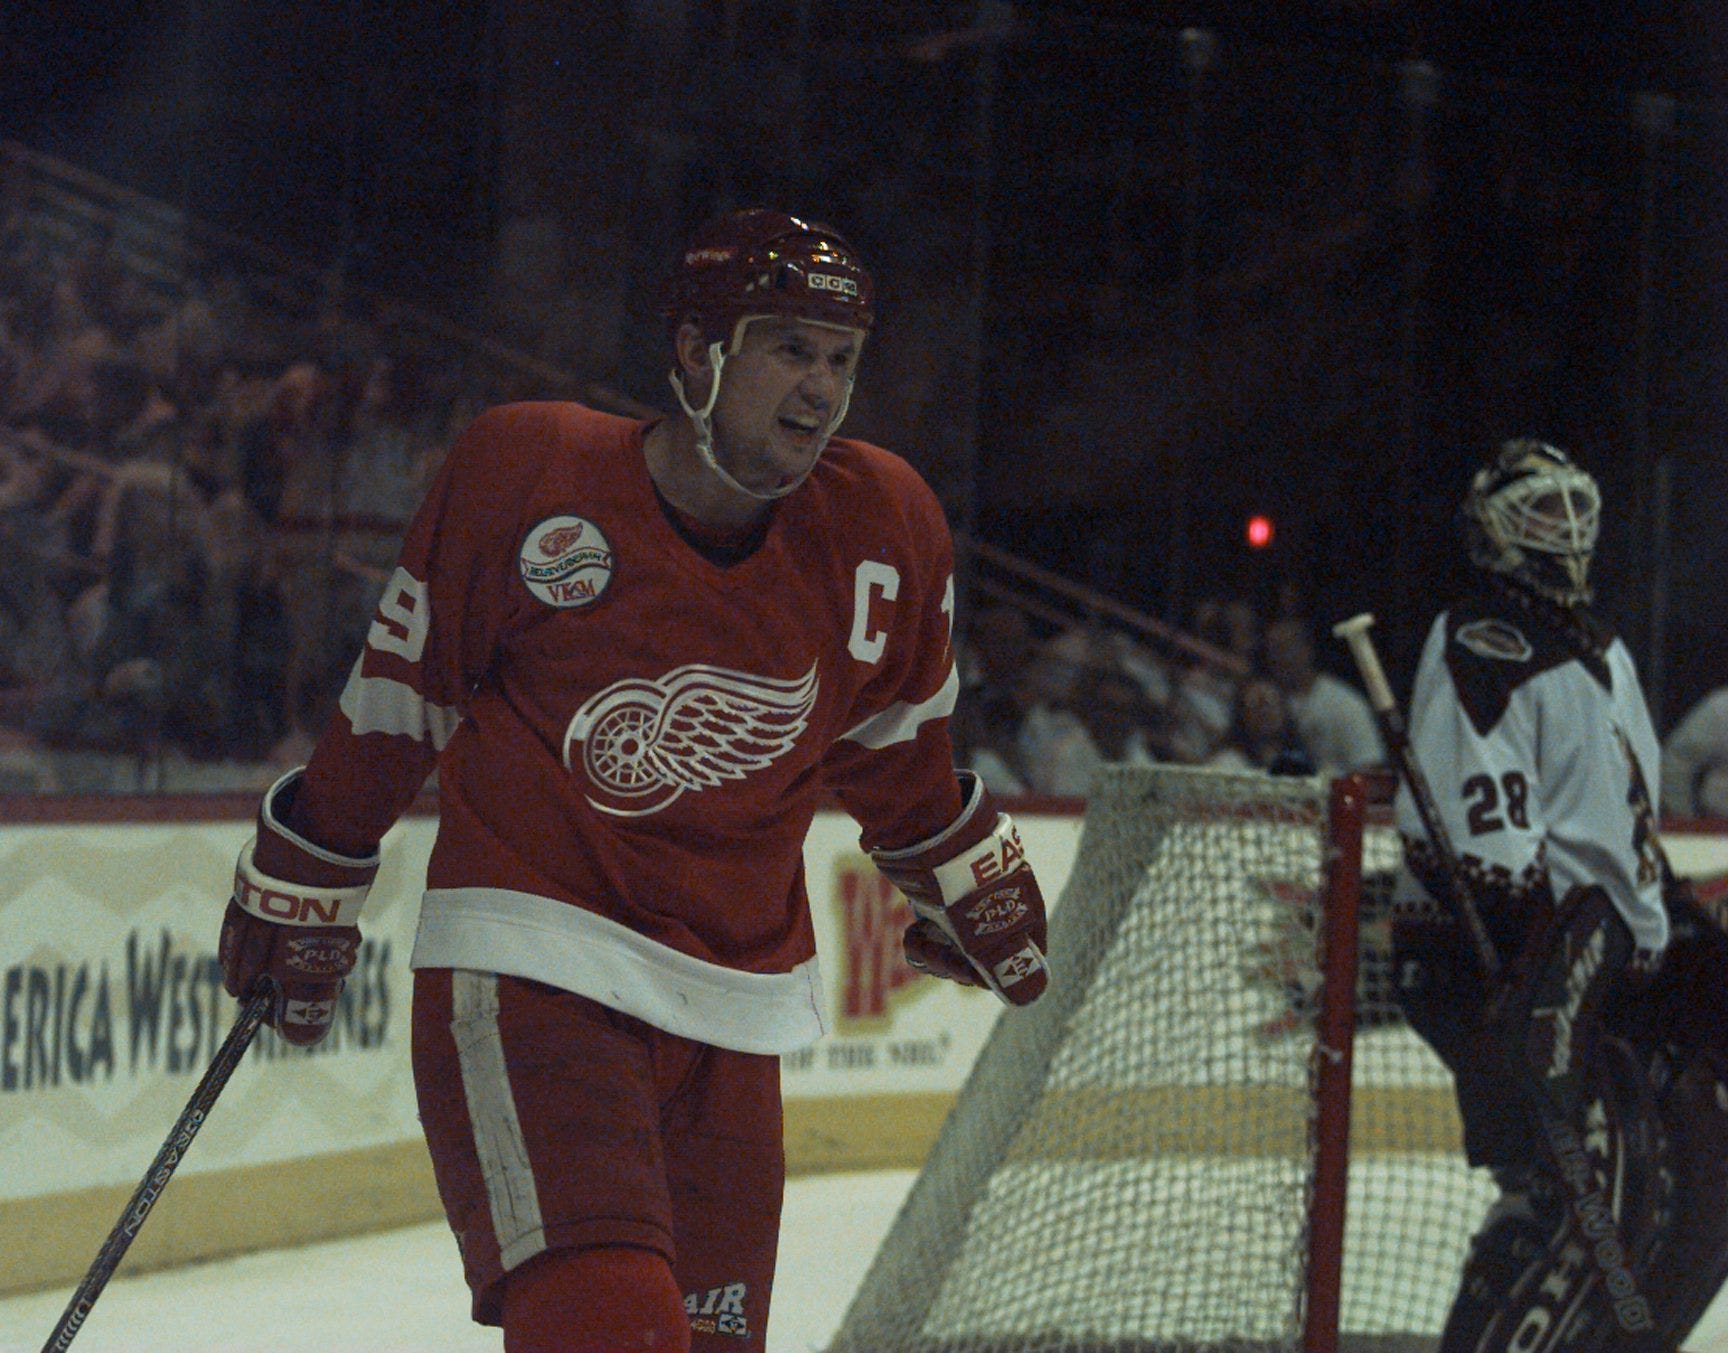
[1307,771,1372,1353]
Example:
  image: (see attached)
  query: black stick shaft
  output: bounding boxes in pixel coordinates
[41,989,272,1353]
[1332,613,1501,979]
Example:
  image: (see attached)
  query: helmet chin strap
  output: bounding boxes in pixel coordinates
[667,337,855,503]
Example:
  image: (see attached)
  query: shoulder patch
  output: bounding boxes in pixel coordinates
[1443,604,1570,738]
[1455,618,1533,663]
[520,515,615,609]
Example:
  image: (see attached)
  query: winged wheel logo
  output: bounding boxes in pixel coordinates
[563,662,819,816]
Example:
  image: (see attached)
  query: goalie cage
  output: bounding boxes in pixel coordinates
[826,764,1493,1353]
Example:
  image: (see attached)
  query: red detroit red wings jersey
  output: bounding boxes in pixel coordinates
[294,401,963,1052]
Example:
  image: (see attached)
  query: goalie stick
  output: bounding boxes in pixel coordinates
[1332,613,1657,1341]
[40,987,273,1353]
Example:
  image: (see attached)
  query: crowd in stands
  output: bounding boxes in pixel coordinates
[0,155,1397,801]
[2,170,1724,822]
[0,186,524,791]
[954,589,1728,832]
[951,595,1389,798]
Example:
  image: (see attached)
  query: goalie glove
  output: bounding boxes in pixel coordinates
[217,769,378,1047]
[871,773,1050,1006]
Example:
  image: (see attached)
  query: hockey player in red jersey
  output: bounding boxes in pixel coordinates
[215,209,1049,1352]
[1391,439,1728,1351]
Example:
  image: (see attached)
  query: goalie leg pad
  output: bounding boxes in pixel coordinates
[1438,1037,1673,1353]
[1442,1180,1619,1353]
[1639,1052,1728,1346]
[1492,885,1632,1125]
[1651,882,1728,1069]
[1438,1175,1575,1353]
[1598,873,1728,1345]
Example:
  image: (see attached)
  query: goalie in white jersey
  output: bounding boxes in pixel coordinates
[1392,439,1728,1352]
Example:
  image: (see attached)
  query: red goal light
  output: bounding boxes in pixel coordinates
[1245,514,1275,549]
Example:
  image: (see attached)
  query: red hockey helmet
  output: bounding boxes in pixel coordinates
[658,209,875,350]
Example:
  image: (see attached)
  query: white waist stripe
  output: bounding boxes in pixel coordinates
[450,971,547,1271]
[410,887,827,1054]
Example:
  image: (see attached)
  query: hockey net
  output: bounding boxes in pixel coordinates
[827,764,1493,1353]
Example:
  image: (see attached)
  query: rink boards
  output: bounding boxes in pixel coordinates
[0,799,1080,1293]
[0,797,1723,1296]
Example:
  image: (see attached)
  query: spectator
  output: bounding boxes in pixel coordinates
[0,430,80,689]
[1015,624,1105,793]
[953,686,1030,796]
[1263,614,1385,773]
[239,359,356,757]
[1076,663,1169,767]
[334,351,440,579]
[1221,595,1263,664]
[3,266,117,434]
[1206,670,1314,774]
[959,606,1089,792]
[28,457,229,764]
[1027,620,1098,708]
[1168,593,1257,764]
[959,603,1038,706]
[1015,701,1094,796]
[1101,628,1175,709]
[1662,684,1728,821]
[1018,662,1167,796]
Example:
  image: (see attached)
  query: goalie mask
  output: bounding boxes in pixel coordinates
[1462,439,1602,607]
[657,209,875,500]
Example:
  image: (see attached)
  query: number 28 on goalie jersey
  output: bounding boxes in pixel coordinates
[295,400,966,1053]
[1393,600,1668,956]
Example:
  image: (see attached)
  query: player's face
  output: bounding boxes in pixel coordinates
[709,318,863,496]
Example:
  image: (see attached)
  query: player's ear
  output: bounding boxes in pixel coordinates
[673,320,711,378]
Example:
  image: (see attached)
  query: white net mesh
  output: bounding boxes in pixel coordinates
[826,764,1492,1353]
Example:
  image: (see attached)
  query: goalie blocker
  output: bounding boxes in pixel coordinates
[871,772,1049,1006]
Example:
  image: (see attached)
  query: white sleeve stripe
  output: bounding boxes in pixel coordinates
[338,656,463,750]
[840,663,959,750]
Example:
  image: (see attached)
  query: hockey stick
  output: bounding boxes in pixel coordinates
[1332,613,1657,1339]
[41,987,273,1353]
[1331,615,1500,978]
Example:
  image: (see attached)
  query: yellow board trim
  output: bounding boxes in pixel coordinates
[1,1086,1461,1296]
[0,1139,443,1298]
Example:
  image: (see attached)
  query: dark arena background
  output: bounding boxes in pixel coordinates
[1,0,1725,784]
[3,7,1728,1352]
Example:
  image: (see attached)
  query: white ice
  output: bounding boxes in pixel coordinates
[2,1167,1725,1351]
[0,1170,918,1353]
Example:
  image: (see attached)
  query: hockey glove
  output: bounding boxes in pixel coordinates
[218,769,378,1047]
[871,773,1049,1006]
